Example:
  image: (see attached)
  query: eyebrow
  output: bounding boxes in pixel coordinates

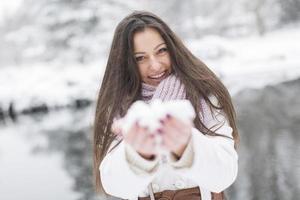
[134,42,166,55]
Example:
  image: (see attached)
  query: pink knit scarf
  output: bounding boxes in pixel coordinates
[141,74,186,103]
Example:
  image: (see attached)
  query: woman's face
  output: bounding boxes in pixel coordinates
[133,27,171,86]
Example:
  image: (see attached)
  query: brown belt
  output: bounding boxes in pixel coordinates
[138,187,225,200]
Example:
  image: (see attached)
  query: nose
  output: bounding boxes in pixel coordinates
[149,55,161,71]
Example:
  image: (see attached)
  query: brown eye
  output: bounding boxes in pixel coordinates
[135,56,145,62]
[158,47,168,54]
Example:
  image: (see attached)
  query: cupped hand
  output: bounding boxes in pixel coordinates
[158,114,193,159]
[111,120,157,160]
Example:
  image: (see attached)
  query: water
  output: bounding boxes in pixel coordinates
[228,78,300,200]
[0,108,98,200]
[0,78,299,200]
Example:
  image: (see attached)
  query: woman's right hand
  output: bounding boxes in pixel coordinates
[112,120,157,160]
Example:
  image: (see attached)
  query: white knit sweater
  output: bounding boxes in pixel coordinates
[100,75,238,200]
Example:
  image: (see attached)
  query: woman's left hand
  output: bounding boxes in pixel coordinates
[158,114,193,159]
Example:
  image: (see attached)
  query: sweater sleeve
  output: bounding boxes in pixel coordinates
[170,95,238,193]
[99,141,159,199]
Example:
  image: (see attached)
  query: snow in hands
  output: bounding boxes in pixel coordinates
[118,99,196,135]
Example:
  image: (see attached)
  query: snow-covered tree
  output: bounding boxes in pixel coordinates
[3,0,143,65]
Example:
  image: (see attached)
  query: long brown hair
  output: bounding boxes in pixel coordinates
[93,10,239,193]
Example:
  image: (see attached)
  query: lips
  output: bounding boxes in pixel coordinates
[148,71,167,79]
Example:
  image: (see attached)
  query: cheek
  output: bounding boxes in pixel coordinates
[164,55,172,69]
[138,65,148,79]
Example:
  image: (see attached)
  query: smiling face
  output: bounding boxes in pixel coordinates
[133,27,172,86]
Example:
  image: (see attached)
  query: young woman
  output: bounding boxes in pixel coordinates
[93,11,239,200]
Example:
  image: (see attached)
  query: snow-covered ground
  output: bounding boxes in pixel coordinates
[0,26,299,114]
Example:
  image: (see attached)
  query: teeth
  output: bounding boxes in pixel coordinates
[150,72,165,79]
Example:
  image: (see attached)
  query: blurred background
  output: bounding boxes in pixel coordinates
[0,0,299,200]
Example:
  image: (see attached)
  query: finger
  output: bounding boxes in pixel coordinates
[161,129,191,155]
[162,122,186,141]
[142,134,157,154]
[163,117,192,140]
[131,125,150,151]
[161,133,177,151]
[161,124,191,149]
[165,115,192,130]
[125,122,140,144]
